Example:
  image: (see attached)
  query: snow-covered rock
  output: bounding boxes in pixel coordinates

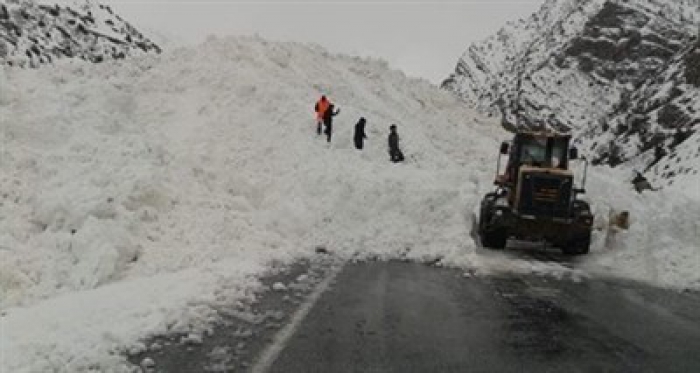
[443,0,699,130]
[181,332,203,345]
[580,38,700,196]
[0,0,160,67]
[140,357,156,370]
[271,282,287,292]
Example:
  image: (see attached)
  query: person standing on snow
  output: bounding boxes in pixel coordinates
[354,117,367,150]
[323,103,340,143]
[388,124,404,163]
[632,171,655,193]
[314,95,330,136]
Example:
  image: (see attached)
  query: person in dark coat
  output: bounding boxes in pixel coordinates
[632,171,654,193]
[388,124,404,162]
[323,104,340,143]
[354,117,367,150]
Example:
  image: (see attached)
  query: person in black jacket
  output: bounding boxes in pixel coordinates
[354,117,367,150]
[388,124,404,162]
[323,104,340,143]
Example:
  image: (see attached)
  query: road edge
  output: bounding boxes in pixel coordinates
[250,262,344,373]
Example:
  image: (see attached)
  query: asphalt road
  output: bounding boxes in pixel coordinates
[266,261,700,373]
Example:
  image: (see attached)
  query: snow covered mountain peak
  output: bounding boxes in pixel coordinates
[0,0,160,67]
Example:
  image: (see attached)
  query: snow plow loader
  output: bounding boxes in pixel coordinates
[477,131,593,255]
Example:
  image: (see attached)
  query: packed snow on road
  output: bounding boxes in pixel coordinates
[1,37,699,371]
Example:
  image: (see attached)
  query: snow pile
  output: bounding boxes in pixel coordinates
[0,35,504,310]
[0,36,499,371]
[1,36,698,371]
[581,167,700,288]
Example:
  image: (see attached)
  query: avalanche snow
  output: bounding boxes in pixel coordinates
[1,36,698,372]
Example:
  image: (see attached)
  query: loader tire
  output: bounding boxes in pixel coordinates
[480,227,508,250]
[562,234,591,255]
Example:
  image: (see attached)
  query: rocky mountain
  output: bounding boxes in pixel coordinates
[581,37,700,190]
[0,0,160,67]
[443,0,700,191]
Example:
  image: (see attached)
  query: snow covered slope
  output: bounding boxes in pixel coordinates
[443,0,699,131]
[580,38,700,195]
[1,36,699,371]
[0,0,160,67]
[0,36,497,371]
[0,36,500,310]
[443,0,700,193]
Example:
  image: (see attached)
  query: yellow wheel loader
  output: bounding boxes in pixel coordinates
[478,131,594,255]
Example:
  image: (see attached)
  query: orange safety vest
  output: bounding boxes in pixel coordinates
[315,98,330,121]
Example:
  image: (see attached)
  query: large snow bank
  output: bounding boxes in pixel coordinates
[0,36,501,371]
[1,36,698,371]
[582,167,700,289]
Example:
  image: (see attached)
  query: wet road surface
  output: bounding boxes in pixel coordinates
[128,258,340,372]
[267,261,700,373]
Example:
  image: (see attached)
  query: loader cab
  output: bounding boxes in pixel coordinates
[498,132,577,186]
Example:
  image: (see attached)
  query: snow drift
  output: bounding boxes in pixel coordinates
[1,36,698,371]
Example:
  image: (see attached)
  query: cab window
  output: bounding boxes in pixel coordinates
[518,136,568,168]
[519,137,548,166]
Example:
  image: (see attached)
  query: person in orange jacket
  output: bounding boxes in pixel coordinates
[314,95,330,136]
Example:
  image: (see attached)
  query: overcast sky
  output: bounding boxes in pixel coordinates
[106,0,545,83]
